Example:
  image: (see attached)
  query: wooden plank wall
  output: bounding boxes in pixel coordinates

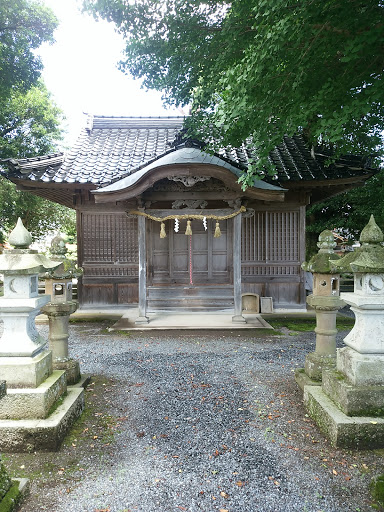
[79,212,139,305]
[241,209,305,308]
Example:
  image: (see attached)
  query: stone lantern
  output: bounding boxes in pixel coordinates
[0,219,84,451]
[41,271,79,384]
[0,218,60,363]
[295,230,344,389]
[304,216,384,448]
[330,216,384,394]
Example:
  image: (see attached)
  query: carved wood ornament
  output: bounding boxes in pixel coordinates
[168,175,211,187]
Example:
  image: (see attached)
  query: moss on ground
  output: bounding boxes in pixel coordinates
[371,475,384,508]
[0,482,21,512]
[267,315,354,332]
[1,375,122,505]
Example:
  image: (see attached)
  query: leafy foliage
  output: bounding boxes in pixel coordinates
[306,171,384,246]
[83,0,384,185]
[0,1,73,244]
[0,178,76,244]
[0,0,58,96]
[0,82,63,159]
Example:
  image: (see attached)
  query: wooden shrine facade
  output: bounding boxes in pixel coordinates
[78,201,305,316]
[1,116,377,319]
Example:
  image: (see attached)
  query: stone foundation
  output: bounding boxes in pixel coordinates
[0,351,52,388]
[53,359,81,386]
[0,386,84,452]
[305,386,384,449]
[0,371,67,420]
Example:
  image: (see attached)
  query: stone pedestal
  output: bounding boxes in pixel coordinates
[0,219,85,451]
[305,216,384,448]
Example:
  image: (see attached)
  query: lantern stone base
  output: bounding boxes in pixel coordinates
[304,385,384,449]
[304,351,336,381]
[337,347,384,386]
[294,368,321,391]
[295,352,336,391]
[322,369,384,417]
[53,359,81,385]
[0,386,84,452]
[0,351,52,388]
[0,371,67,420]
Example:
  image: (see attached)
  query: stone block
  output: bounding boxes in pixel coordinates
[304,385,384,449]
[304,351,336,381]
[0,387,84,452]
[322,369,384,417]
[341,301,384,354]
[0,351,52,388]
[337,346,384,386]
[294,368,321,391]
[53,359,81,385]
[260,297,273,313]
[0,371,67,420]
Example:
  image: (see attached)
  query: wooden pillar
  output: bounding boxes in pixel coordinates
[135,213,149,324]
[232,212,246,323]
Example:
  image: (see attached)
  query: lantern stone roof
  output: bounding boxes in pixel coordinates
[302,229,340,274]
[332,216,384,274]
[1,115,376,187]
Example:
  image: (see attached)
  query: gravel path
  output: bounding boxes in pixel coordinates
[5,322,383,512]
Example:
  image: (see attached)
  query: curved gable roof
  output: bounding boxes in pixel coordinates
[92,146,285,202]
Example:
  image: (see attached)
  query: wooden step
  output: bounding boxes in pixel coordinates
[147,285,234,311]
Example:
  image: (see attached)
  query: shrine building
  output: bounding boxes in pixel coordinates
[1,115,377,322]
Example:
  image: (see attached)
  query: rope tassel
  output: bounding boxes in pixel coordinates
[160,222,167,238]
[214,221,221,238]
[185,220,192,236]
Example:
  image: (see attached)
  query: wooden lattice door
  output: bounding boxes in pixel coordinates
[149,219,230,285]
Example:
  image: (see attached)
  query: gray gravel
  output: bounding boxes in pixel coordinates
[9,322,383,512]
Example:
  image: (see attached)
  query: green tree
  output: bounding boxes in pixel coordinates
[0,81,63,159]
[0,0,58,96]
[84,0,384,185]
[0,1,74,244]
[306,171,384,256]
[0,179,76,244]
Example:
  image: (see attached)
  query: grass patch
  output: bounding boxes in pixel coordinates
[267,315,355,332]
[105,329,133,336]
[69,318,115,326]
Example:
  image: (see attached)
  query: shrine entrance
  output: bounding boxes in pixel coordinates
[149,218,231,285]
[147,218,233,311]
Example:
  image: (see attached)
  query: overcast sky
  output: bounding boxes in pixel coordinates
[39,0,179,147]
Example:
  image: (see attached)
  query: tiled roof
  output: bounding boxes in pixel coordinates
[0,115,376,187]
